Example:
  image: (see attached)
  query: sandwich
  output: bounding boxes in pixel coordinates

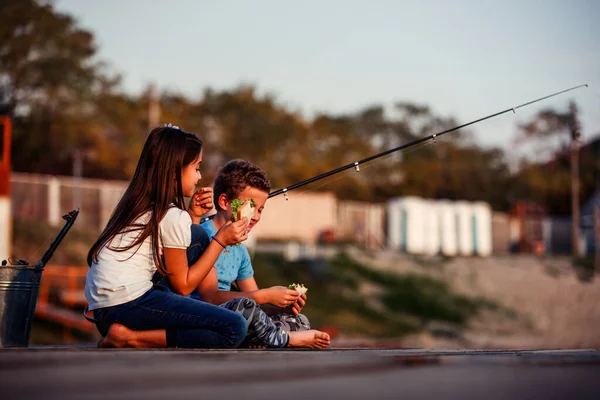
[229,199,255,246]
[288,283,308,295]
[231,199,255,223]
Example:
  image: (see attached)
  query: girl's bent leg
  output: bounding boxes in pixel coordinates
[96,286,247,348]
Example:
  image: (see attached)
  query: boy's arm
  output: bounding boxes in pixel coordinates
[196,272,300,308]
[196,270,268,305]
[235,276,260,291]
[237,277,301,309]
[257,291,307,316]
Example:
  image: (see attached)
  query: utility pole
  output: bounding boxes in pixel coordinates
[595,138,600,272]
[595,204,600,272]
[148,83,160,131]
[73,147,82,210]
[569,101,581,257]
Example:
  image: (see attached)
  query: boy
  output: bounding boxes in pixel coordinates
[194,159,329,349]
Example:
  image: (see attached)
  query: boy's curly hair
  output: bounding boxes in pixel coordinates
[213,159,271,210]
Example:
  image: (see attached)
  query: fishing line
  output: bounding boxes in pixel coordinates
[201,84,588,223]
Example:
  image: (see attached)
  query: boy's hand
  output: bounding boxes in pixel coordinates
[265,286,300,309]
[215,218,249,246]
[291,293,307,316]
[188,187,214,218]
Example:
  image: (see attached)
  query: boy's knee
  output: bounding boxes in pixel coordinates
[228,297,258,312]
[275,312,311,331]
[239,297,258,309]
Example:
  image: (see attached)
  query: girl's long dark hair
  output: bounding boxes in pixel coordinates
[87,126,203,275]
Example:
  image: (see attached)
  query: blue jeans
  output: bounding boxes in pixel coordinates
[93,225,247,348]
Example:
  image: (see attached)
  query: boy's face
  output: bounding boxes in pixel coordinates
[233,186,268,232]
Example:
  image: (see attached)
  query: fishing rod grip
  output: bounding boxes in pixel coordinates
[37,209,80,268]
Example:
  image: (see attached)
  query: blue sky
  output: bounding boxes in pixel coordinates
[55,0,600,155]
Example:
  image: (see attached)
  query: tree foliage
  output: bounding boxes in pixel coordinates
[515,102,595,214]
[3,0,595,213]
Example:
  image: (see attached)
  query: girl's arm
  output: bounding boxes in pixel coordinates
[163,239,224,296]
[187,187,214,225]
[164,220,247,296]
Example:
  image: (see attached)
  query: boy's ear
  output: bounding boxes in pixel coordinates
[217,193,229,210]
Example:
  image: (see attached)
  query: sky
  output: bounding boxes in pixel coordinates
[55,0,600,155]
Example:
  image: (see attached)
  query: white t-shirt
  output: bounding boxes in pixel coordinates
[85,207,192,310]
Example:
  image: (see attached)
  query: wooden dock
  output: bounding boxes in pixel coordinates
[1,348,598,399]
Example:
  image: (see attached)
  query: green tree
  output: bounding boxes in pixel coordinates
[1,0,97,115]
[1,0,116,175]
[514,101,593,215]
[200,85,309,188]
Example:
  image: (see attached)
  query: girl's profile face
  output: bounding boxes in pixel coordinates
[181,150,202,197]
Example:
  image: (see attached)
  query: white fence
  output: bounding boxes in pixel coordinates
[11,173,128,232]
[11,174,511,256]
[9,173,385,249]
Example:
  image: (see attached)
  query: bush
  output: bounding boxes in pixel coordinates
[251,252,497,338]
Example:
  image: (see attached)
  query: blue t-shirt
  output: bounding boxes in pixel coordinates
[200,220,254,291]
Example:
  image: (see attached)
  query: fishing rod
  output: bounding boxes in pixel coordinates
[201,84,588,223]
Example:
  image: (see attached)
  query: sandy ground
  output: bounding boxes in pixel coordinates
[347,249,600,349]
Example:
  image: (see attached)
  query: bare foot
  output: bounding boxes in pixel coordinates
[98,323,167,348]
[288,330,331,349]
[98,323,133,348]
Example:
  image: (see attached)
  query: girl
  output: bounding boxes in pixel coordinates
[85,125,250,348]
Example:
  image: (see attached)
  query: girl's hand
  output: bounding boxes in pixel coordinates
[214,218,249,246]
[291,293,307,316]
[265,286,300,308]
[188,187,214,218]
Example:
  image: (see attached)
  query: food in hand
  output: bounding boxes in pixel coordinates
[231,199,255,223]
[228,199,255,246]
[288,283,308,295]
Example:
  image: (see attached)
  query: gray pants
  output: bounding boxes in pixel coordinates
[269,312,311,332]
[220,298,310,348]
